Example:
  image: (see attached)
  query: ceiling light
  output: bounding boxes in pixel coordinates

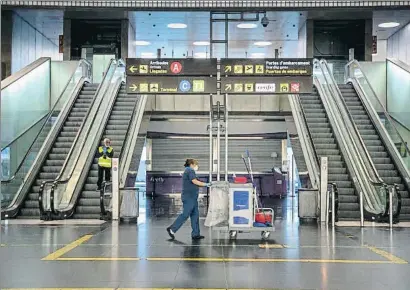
[193,41,210,46]
[141,52,155,58]
[194,52,207,58]
[167,23,187,29]
[237,23,258,29]
[378,22,400,28]
[134,41,150,46]
[254,41,272,47]
[250,53,265,58]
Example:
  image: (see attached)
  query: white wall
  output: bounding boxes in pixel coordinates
[387,22,410,64]
[128,21,137,58]
[373,39,387,61]
[297,21,307,58]
[11,12,62,74]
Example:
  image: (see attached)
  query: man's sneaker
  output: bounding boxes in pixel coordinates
[192,235,205,240]
[166,227,175,240]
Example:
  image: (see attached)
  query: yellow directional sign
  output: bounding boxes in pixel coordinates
[245,65,254,74]
[255,65,264,74]
[234,65,243,74]
[280,83,289,92]
[224,65,232,73]
[225,84,232,91]
[129,65,138,73]
[139,65,148,74]
[150,83,159,92]
[139,83,149,92]
[234,83,243,92]
[245,83,254,92]
[129,84,138,92]
[193,80,205,92]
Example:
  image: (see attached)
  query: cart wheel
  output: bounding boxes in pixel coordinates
[261,231,270,240]
[229,231,238,239]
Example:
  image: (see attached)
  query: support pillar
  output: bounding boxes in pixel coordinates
[63,18,71,61]
[121,19,129,59]
[306,20,314,58]
[364,19,373,61]
[1,11,12,79]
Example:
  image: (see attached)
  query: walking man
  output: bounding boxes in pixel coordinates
[97,138,114,191]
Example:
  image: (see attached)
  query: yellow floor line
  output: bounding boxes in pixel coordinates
[57,257,142,261]
[42,234,93,261]
[258,244,284,249]
[0,243,6,247]
[366,246,408,264]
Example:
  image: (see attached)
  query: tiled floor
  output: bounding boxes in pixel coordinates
[1,195,410,290]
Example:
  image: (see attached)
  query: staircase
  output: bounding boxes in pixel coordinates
[18,83,98,218]
[339,84,410,220]
[73,84,138,219]
[300,87,360,220]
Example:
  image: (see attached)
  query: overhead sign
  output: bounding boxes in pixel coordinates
[221,77,312,94]
[127,76,217,94]
[126,58,217,76]
[221,58,313,76]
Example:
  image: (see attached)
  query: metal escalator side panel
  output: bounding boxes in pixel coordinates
[344,81,410,219]
[288,94,320,189]
[1,78,88,218]
[119,95,150,188]
[57,78,124,217]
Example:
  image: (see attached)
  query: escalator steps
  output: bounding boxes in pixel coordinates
[73,84,138,219]
[339,84,410,220]
[300,89,360,220]
[18,83,99,219]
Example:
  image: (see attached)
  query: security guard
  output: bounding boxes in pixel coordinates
[97,138,114,191]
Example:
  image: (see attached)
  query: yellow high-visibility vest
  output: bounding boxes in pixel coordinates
[98,146,113,168]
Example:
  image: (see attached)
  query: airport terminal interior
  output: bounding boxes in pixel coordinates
[2,1,410,289]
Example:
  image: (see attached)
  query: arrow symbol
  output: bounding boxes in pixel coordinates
[129,65,137,73]
[225,84,232,91]
[129,84,138,92]
[224,66,232,73]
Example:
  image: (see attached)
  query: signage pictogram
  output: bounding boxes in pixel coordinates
[170,62,183,74]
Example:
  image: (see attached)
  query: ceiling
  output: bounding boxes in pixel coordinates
[129,11,307,58]
[373,10,410,40]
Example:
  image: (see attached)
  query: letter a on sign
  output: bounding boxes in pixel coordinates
[170,62,182,74]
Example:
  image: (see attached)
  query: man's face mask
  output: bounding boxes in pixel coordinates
[193,165,199,171]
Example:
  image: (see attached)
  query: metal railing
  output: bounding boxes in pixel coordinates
[38,59,120,218]
[1,59,92,215]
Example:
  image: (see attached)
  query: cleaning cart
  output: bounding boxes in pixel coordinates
[205,95,274,240]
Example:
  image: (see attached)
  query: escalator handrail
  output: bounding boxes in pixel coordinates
[1,57,51,90]
[1,59,92,184]
[345,59,410,163]
[320,59,385,187]
[50,63,124,216]
[38,59,118,200]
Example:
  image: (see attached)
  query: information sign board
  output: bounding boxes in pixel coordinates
[126,58,217,76]
[220,77,312,94]
[127,76,217,94]
[221,58,313,76]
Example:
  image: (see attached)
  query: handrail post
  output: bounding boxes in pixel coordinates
[332,186,335,228]
[360,191,364,227]
[389,186,393,228]
[209,94,213,184]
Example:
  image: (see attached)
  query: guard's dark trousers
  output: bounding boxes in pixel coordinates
[97,166,111,190]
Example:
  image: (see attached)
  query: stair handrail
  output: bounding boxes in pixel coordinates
[38,59,119,216]
[1,59,92,185]
[320,59,388,216]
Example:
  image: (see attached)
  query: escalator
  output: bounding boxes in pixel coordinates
[18,83,99,218]
[300,88,360,220]
[73,84,138,219]
[339,84,410,220]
